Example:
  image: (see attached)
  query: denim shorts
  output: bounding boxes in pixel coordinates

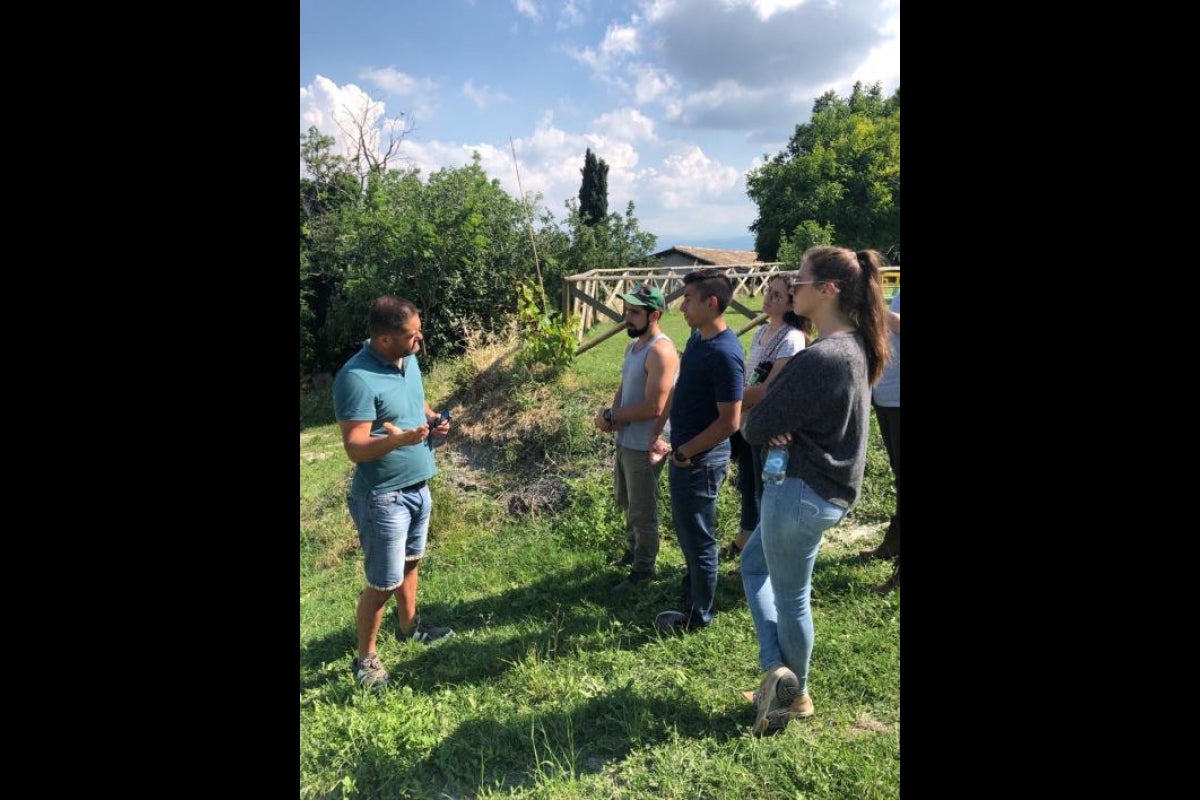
[347,484,431,591]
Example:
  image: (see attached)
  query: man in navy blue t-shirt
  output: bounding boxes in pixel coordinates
[655,268,745,634]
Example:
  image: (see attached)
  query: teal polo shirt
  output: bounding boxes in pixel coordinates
[332,340,437,496]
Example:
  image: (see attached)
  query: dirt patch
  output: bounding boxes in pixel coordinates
[825,522,887,548]
[434,442,571,516]
[501,473,570,515]
[849,712,895,736]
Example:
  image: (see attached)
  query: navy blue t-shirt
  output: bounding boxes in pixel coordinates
[669,328,744,451]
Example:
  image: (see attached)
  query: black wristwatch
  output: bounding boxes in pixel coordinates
[603,407,614,425]
[673,447,690,463]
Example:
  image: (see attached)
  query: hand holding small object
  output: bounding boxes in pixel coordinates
[383,420,430,445]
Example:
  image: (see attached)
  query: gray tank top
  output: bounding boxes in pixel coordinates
[615,333,668,451]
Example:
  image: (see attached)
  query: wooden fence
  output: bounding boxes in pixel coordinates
[562,263,789,352]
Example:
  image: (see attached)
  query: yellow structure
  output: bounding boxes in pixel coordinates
[881,267,900,301]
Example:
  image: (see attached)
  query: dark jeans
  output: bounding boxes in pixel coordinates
[735,436,764,535]
[669,439,731,628]
[874,404,901,530]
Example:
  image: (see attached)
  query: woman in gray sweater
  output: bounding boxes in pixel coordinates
[741,246,892,737]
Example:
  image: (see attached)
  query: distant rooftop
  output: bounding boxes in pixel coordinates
[653,245,762,266]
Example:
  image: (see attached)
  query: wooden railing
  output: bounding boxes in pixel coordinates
[563,263,790,352]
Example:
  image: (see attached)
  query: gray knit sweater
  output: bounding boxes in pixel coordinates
[742,331,871,508]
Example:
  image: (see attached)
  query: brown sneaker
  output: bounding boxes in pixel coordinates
[788,692,814,719]
[753,665,800,737]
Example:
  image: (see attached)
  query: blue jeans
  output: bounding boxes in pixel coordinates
[740,476,848,691]
[347,485,431,591]
[668,440,730,627]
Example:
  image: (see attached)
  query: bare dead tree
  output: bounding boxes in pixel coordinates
[334,98,417,191]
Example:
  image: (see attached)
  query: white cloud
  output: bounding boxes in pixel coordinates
[720,0,809,20]
[462,80,510,109]
[359,66,434,96]
[629,63,678,104]
[844,7,899,94]
[591,108,657,142]
[641,201,755,245]
[573,23,640,71]
[641,0,678,23]
[558,0,586,29]
[513,0,542,21]
[302,82,755,240]
[646,145,741,209]
[383,111,653,222]
[356,66,439,122]
[301,76,382,145]
[620,0,896,139]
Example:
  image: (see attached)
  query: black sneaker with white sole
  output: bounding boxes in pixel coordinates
[399,614,454,645]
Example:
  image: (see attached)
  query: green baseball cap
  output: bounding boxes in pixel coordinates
[618,284,666,312]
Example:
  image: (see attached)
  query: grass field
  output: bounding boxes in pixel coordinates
[300,298,900,798]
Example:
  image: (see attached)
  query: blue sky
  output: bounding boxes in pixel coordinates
[300,0,899,251]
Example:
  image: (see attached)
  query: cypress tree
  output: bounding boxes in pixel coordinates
[578,148,609,227]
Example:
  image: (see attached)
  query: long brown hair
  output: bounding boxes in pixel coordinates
[802,247,891,384]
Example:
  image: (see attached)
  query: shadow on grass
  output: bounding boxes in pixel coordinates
[339,682,750,798]
[300,557,752,694]
[809,549,898,600]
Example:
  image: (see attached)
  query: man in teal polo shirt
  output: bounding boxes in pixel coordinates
[333,295,454,688]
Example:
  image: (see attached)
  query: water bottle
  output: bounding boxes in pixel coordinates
[649,419,672,466]
[762,444,789,484]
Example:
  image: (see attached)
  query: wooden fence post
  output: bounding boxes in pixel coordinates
[564,263,786,350]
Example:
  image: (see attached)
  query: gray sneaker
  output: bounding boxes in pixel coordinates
[753,665,800,737]
[351,653,389,688]
[400,615,455,645]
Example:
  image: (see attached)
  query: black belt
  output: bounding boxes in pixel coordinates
[399,480,427,492]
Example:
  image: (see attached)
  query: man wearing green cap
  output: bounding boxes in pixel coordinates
[594,284,679,594]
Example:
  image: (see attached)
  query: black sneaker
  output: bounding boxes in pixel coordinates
[351,653,389,688]
[399,615,455,645]
[612,570,654,595]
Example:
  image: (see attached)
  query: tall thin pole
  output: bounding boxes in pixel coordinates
[509,138,547,306]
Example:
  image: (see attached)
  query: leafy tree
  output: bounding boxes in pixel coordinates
[777,220,836,266]
[299,130,655,376]
[300,127,361,376]
[747,81,899,261]
[320,154,539,368]
[578,148,609,227]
